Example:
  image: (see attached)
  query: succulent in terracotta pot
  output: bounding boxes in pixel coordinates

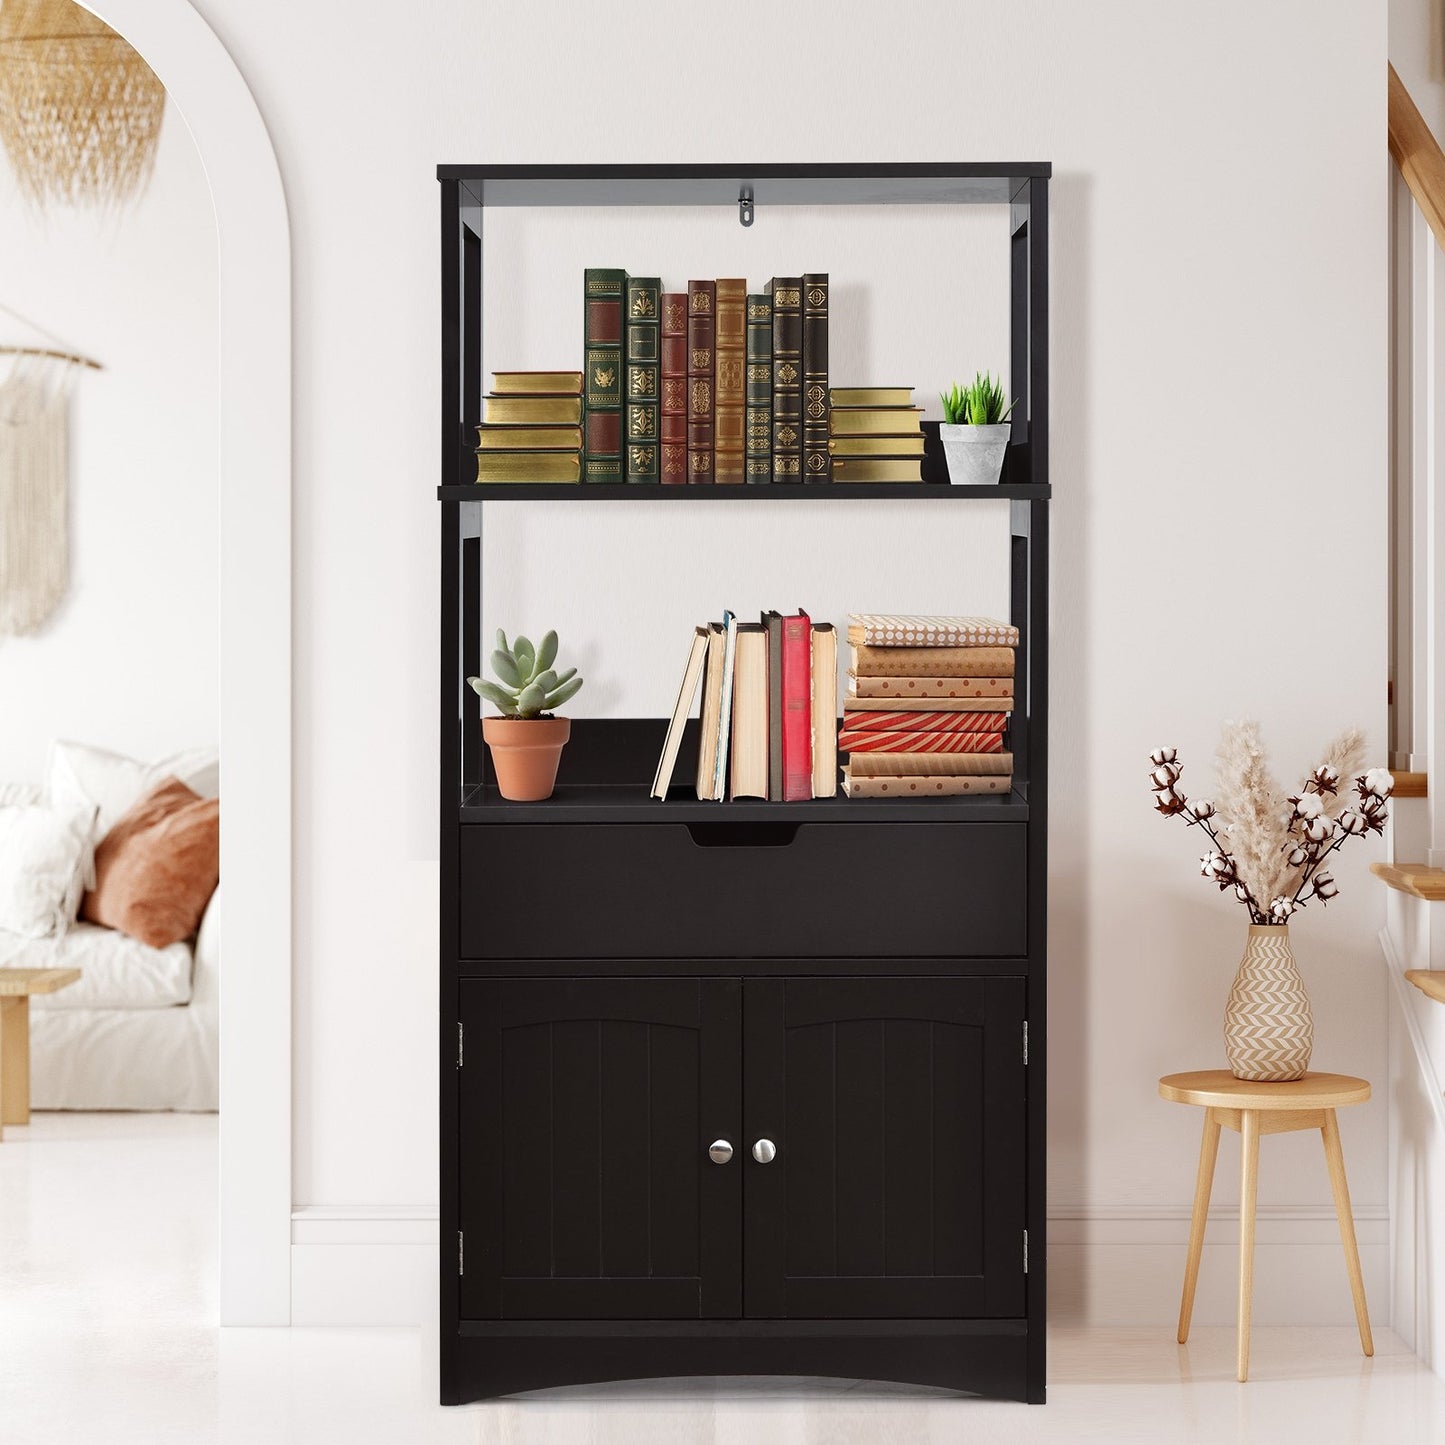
[468,630,584,801]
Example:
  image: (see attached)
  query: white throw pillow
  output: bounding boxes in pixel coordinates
[45,740,219,843]
[0,803,93,939]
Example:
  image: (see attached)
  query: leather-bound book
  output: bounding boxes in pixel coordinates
[767,277,802,481]
[761,609,784,800]
[745,293,772,483]
[687,281,716,483]
[660,292,689,484]
[583,268,625,482]
[802,273,831,481]
[713,279,747,484]
[782,608,813,800]
[624,276,660,483]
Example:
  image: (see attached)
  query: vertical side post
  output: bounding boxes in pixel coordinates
[438,177,462,1403]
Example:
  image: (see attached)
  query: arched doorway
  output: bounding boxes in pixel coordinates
[77,0,292,1326]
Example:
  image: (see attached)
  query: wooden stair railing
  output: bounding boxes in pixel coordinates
[1391,63,1445,254]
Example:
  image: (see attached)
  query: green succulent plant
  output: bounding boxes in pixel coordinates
[941,372,1016,426]
[467,630,584,719]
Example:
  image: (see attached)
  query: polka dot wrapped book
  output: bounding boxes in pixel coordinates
[841,769,1013,797]
[846,614,1020,648]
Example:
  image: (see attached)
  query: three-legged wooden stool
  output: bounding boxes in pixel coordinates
[1158,1070,1373,1382]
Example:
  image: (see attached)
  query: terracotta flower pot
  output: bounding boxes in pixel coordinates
[1223,923,1314,1082]
[482,716,571,801]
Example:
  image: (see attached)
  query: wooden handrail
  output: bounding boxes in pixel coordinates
[1390,64,1445,254]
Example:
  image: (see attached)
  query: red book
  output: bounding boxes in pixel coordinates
[660,292,688,484]
[782,609,813,800]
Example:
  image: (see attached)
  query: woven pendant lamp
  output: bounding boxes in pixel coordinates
[0,0,164,208]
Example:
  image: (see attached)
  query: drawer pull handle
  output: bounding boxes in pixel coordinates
[751,1138,777,1165]
[707,1139,734,1165]
[686,822,801,849]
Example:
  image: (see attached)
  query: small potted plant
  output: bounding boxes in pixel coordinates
[468,629,584,801]
[940,372,1015,486]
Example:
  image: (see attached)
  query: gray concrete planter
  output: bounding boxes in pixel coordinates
[940,422,1010,486]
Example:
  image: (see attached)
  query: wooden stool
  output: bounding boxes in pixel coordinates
[1158,1070,1374,1382]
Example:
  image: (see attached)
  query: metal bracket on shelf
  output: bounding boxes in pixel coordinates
[739,187,754,227]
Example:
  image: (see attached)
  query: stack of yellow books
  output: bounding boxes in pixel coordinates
[828,387,925,483]
[475,371,583,483]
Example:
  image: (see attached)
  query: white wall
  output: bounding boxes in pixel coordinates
[189,0,1389,1323]
[0,107,217,779]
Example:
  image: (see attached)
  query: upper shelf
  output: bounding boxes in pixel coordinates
[437,483,1049,503]
[438,163,1052,210]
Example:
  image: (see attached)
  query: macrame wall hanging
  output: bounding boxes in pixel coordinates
[0,0,165,209]
[0,303,102,637]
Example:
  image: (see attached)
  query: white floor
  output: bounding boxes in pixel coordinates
[3,1115,1445,1444]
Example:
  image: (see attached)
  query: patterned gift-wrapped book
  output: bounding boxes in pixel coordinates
[847,614,1020,648]
[837,728,1007,754]
[842,768,1012,797]
[848,672,1014,700]
[847,751,1013,777]
[850,644,1016,678]
[840,708,1010,734]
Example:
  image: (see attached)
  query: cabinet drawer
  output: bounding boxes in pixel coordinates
[459,822,1027,959]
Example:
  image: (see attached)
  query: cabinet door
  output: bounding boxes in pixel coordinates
[744,977,1027,1319]
[458,977,741,1319]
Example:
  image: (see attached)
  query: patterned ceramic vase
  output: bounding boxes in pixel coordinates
[1224,924,1314,1082]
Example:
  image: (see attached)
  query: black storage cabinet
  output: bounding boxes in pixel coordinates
[437,163,1050,1403]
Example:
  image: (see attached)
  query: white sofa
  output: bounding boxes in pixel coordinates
[0,768,219,1112]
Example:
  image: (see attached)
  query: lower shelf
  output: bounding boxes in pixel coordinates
[444,1319,1040,1403]
[460,781,1029,823]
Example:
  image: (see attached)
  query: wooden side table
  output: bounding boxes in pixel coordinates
[1158,1069,1374,1382]
[0,968,81,1140]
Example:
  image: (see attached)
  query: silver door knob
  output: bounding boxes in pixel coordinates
[708,1139,733,1164]
[751,1138,777,1164]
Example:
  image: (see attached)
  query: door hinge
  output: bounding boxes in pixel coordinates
[1023,1229,1029,1274]
[457,1021,464,1068]
[458,1230,464,1276]
[1023,1020,1029,1066]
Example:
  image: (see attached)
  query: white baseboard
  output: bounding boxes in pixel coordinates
[288,1205,1387,1329]
[289,1207,438,1326]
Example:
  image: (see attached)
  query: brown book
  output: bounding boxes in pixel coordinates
[830,407,924,437]
[833,458,924,483]
[831,387,914,408]
[687,281,716,484]
[660,292,688,484]
[729,623,769,799]
[491,371,582,396]
[841,768,1013,798]
[848,672,1013,699]
[848,752,1014,777]
[811,622,838,798]
[829,434,926,457]
[714,279,747,484]
[475,425,581,451]
[851,644,1016,678]
[474,452,581,483]
[482,395,583,426]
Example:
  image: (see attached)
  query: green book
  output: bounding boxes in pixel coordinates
[624,276,661,483]
[583,268,625,482]
[745,293,772,483]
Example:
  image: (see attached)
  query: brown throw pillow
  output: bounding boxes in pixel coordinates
[82,777,219,949]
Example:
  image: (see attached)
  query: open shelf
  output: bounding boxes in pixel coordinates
[460,780,1028,824]
[439,482,1047,502]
